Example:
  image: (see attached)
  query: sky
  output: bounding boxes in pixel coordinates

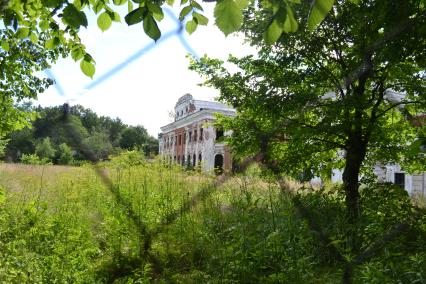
[35,4,256,136]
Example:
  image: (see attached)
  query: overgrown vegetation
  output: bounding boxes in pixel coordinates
[0,158,424,283]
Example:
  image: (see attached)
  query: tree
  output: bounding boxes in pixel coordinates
[83,131,113,161]
[0,138,7,158]
[4,126,35,161]
[0,33,55,138]
[0,0,354,142]
[35,137,56,161]
[119,125,149,150]
[191,0,426,220]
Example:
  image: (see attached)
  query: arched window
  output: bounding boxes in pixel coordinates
[198,153,202,163]
[193,154,196,167]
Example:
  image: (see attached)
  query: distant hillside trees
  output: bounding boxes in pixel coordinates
[3,104,158,164]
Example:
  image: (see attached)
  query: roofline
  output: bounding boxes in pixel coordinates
[160,109,236,133]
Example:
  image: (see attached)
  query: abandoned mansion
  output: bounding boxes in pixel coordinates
[159,94,236,173]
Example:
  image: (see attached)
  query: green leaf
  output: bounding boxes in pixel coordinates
[97,12,112,31]
[113,0,126,5]
[283,6,298,33]
[264,18,283,45]
[1,41,10,52]
[62,3,88,28]
[190,0,203,11]
[16,28,29,39]
[127,0,133,13]
[186,19,197,34]
[166,0,174,6]
[147,2,164,21]
[29,32,38,43]
[110,11,121,22]
[347,0,359,3]
[71,47,84,61]
[93,0,104,14]
[73,0,83,10]
[39,20,49,31]
[307,0,335,31]
[143,14,161,41]
[179,6,192,20]
[235,0,248,9]
[125,7,144,25]
[214,0,243,36]
[193,11,208,25]
[44,38,59,49]
[80,58,95,78]
[42,0,65,8]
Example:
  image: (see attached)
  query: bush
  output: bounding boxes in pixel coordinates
[35,137,55,161]
[58,143,74,165]
[20,153,51,165]
[108,150,145,169]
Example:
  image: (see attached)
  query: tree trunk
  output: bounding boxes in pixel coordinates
[342,136,367,222]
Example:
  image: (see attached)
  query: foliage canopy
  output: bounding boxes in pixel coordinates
[191,0,426,218]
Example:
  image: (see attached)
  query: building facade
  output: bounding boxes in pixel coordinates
[159,94,236,173]
[331,165,426,197]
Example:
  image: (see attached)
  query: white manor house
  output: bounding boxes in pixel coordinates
[159,94,235,173]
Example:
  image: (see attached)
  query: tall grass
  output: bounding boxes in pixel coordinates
[0,161,425,283]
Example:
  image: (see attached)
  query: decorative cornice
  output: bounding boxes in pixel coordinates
[161,109,236,133]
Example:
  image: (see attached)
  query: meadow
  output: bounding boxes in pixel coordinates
[0,156,425,283]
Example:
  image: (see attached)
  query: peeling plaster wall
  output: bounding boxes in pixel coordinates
[159,94,236,173]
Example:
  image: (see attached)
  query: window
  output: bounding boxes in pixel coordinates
[177,155,180,164]
[174,156,176,162]
[178,135,181,145]
[394,173,405,189]
[198,153,202,163]
[194,130,197,142]
[200,128,203,141]
[182,156,185,166]
[175,136,177,146]
[193,154,196,166]
[216,128,224,141]
[183,133,186,144]
[189,131,192,142]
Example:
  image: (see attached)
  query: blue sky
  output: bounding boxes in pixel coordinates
[36,4,255,136]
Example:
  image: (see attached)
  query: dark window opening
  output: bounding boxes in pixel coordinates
[394,173,405,189]
[198,153,202,163]
[193,154,196,167]
[177,155,180,164]
[182,156,185,166]
[178,135,181,145]
[214,154,224,175]
[194,130,197,142]
[200,128,203,141]
[187,155,191,167]
[174,156,176,162]
[175,136,177,146]
[189,131,192,142]
[216,128,224,141]
[183,133,186,145]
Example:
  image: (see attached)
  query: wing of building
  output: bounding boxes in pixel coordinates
[159,94,236,173]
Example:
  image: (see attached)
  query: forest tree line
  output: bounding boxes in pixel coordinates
[1,104,158,164]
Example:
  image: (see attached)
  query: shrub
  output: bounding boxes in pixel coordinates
[20,153,51,165]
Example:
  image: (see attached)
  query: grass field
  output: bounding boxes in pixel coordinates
[0,161,425,283]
